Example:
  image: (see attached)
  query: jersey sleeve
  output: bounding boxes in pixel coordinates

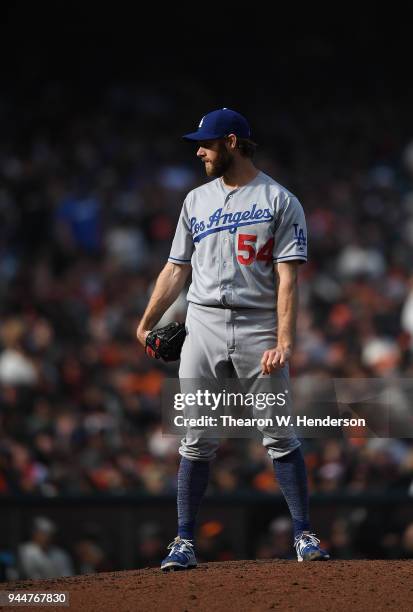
[168,198,194,264]
[272,196,308,263]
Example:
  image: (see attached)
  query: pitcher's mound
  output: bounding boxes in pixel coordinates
[1,559,412,611]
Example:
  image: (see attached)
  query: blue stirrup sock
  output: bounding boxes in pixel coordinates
[273,447,310,538]
[177,457,210,542]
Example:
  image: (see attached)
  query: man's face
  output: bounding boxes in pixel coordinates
[196,138,234,177]
[34,530,52,549]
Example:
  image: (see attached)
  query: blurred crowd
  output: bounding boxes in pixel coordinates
[0,78,413,505]
[2,509,413,579]
[0,515,114,580]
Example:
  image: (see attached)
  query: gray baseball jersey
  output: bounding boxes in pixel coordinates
[168,170,307,309]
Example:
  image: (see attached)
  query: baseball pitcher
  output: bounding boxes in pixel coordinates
[137,108,330,568]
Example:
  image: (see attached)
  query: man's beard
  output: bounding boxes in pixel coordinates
[205,143,234,177]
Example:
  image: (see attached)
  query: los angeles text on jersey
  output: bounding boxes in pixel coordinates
[190,203,273,242]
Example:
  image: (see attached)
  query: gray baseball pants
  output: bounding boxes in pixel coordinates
[178,302,300,461]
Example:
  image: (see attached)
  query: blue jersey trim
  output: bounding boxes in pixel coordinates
[193,219,272,243]
[168,256,192,263]
[273,255,307,262]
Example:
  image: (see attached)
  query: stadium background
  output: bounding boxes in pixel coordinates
[0,11,413,579]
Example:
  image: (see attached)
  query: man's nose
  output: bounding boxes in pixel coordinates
[197,147,205,158]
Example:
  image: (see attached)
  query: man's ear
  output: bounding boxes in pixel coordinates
[226,134,237,150]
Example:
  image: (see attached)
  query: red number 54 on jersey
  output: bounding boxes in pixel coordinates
[237,233,274,265]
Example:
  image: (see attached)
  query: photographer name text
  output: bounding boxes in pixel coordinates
[173,415,366,428]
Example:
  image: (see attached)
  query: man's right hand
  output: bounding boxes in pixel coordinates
[136,327,150,348]
[135,261,191,352]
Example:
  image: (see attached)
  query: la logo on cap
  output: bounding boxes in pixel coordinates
[198,116,205,128]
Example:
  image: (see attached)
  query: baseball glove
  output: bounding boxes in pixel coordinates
[145,322,186,362]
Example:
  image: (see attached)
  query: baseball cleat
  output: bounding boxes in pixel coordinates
[161,536,197,571]
[294,532,330,562]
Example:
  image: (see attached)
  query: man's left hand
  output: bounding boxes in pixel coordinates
[260,345,292,375]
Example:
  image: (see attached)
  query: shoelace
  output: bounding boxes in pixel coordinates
[167,537,194,558]
[294,533,320,555]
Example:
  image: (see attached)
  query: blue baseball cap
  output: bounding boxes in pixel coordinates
[183,108,251,141]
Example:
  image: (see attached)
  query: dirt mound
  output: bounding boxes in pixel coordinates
[1,560,412,612]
